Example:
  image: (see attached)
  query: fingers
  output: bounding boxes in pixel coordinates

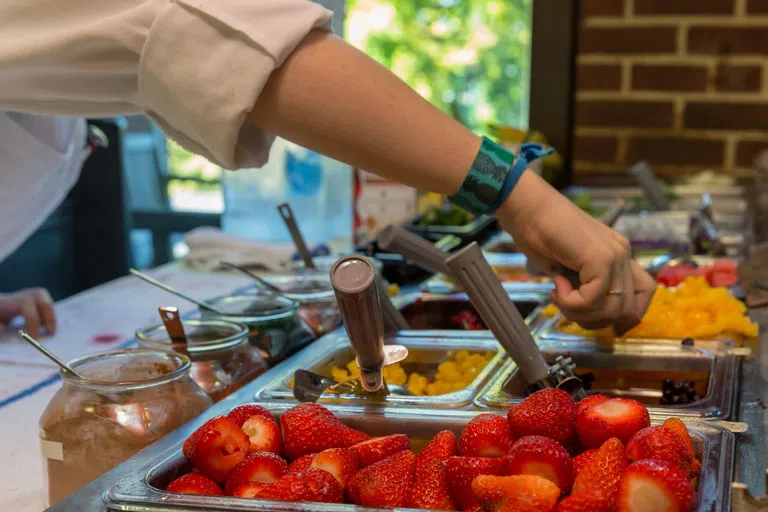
[630,261,657,319]
[19,295,42,338]
[33,288,56,335]
[0,288,56,337]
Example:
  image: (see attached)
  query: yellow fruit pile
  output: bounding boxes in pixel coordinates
[557,276,758,340]
[329,349,495,396]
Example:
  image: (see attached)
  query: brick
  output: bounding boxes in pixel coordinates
[573,136,619,163]
[632,64,708,92]
[685,101,768,130]
[634,0,734,15]
[580,27,678,55]
[747,0,768,14]
[626,136,725,166]
[581,0,624,17]
[577,64,622,91]
[576,100,675,129]
[736,139,768,166]
[715,64,762,92]
[688,27,768,55]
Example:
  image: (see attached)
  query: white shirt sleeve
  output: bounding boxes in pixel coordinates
[0,0,333,170]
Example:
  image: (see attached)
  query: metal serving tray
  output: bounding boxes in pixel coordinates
[256,334,504,408]
[476,341,740,419]
[421,252,554,295]
[407,213,498,242]
[104,403,736,512]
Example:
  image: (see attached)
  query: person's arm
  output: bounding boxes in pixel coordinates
[0,288,56,337]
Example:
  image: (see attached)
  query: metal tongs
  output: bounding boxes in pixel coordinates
[629,161,670,211]
[445,242,587,400]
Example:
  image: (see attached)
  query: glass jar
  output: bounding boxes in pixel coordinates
[261,272,342,338]
[136,319,267,403]
[202,295,314,364]
[39,349,212,506]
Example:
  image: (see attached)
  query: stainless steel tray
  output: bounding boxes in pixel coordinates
[476,341,740,419]
[420,252,554,295]
[256,333,504,408]
[103,403,736,511]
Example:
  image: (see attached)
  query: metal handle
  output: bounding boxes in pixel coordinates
[629,161,670,211]
[158,307,187,345]
[600,198,630,228]
[18,330,85,380]
[130,269,223,314]
[378,225,451,275]
[445,243,550,384]
[375,278,410,333]
[277,203,315,270]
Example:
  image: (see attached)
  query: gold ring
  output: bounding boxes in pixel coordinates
[607,289,625,296]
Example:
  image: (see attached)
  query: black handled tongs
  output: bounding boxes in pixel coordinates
[445,243,587,400]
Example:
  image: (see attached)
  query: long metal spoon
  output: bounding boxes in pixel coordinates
[129,269,224,314]
[219,261,285,295]
[278,203,316,270]
[292,369,411,403]
[18,330,85,379]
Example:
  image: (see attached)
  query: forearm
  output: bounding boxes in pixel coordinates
[246,30,481,196]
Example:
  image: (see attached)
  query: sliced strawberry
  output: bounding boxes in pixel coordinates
[662,418,697,460]
[279,403,370,460]
[406,458,455,511]
[616,459,695,512]
[255,472,315,502]
[346,450,417,507]
[224,451,289,495]
[471,474,560,512]
[351,434,411,467]
[288,453,317,473]
[230,481,267,498]
[626,426,701,478]
[577,394,610,416]
[576,398,650,449]
[183,416,250,482]
[708,259,739,287]
[464,505,485,512]
[242,415,282,455]
[572,437,627,502]
[571,449,597,478]
[417,430,457,470]
[459,413,516,458]
[508,389,577,447]
[227,404,274,428]
[310,447,360,489]
[444,456,506,510]
[304,468,345,503]
[166,473,223,496]
[557,489,614,512]
[504,435,573,492]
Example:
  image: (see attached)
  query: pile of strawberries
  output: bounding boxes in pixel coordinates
[167,389,702,512]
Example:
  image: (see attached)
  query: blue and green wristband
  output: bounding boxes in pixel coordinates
[449,136,554,217]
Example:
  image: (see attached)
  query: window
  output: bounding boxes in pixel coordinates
[166,140,223,213]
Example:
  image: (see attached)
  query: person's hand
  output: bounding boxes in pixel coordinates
[0,288,56,337]
[497,171,656,332]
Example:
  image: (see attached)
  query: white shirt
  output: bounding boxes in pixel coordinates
[0,0,333,261]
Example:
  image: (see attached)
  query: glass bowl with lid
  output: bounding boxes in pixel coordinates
[201,294,314,364]
[136,319,267,402]
[39,349,212,506]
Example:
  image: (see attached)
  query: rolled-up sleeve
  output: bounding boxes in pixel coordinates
[0,0,333,169]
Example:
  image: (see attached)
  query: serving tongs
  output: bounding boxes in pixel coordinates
[292,255,409,401]
[629,161,670,211]
[445,242,587,401]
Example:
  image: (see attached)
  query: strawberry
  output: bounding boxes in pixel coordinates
[572,437,627,502]
[557,490,614,512]
[576,398,650,449]
[304,468,345,503]
[230,481,267,498]
[351,434,411,467]
[662,418,697,460]
[577,394,610,415]
[571,449,597,478]
[288,453,317,473]
[279,403,370,460]
[227,404,274,428]
[255,472,316,502]
[444,456,506,510]
[183,416,250,482]
[310,447,360,489]
[406,458,455,511]
[224,451,289,495]
[616,459,695,512]
[166,473,223,496]
[626,426,701,478]
[242,415,282,455]
[504,435,573,492]
[417,430,457,470]
[508,389,577,447]
[464,506,485,512]
[459,414,516,458]
[346,450,417,507]
[471,474,560,512]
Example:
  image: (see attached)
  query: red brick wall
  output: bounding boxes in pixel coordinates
[573,0,768,184]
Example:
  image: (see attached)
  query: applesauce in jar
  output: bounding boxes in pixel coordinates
[39,349,212,506]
